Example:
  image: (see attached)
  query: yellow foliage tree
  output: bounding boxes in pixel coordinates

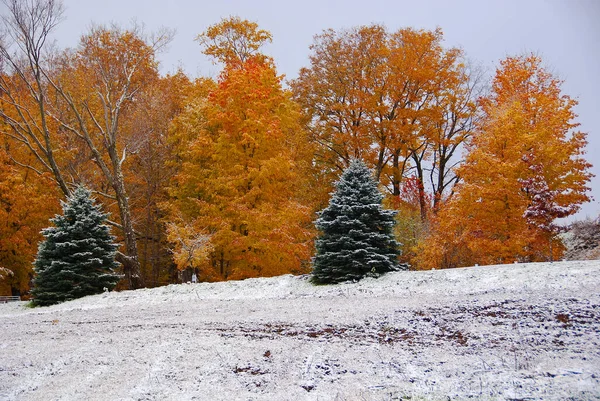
[195,16,272,65]
[418,55,592,268]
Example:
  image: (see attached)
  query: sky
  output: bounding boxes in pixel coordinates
[14,0,600,219]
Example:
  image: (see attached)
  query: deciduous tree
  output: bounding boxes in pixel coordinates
[291,25,477,219]
[0,146,59,296]
[418,55,592,268]
[195,16,272,65]
[122,71,194,286]
[51,25,172,288]
[167,19,316,281]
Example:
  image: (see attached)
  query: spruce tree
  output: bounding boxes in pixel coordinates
[311,159,405,284]
[31,186,120,306]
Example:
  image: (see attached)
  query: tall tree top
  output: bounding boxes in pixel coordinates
[196,16,272,65]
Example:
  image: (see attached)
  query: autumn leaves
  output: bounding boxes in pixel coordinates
[418,56,591,268]
[0,6,593,294]
[168,19,590,278]
[166,49,315,280]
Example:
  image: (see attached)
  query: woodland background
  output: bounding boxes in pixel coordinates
[0,0,596,296]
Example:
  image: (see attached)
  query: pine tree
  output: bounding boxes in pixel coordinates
[311,160,404,284]
[31,186,120,306]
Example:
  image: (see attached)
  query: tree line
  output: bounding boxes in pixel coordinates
[0,0,591,296]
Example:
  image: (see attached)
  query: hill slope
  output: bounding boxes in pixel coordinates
[1,261,599,400]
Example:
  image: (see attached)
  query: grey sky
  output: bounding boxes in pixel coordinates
[40,0,600,219]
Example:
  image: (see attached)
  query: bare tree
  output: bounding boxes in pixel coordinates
[0,0,173,289]
[428,62,485,212]
[0,0,70,195]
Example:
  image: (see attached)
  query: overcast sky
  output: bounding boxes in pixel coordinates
[17,0,600,219]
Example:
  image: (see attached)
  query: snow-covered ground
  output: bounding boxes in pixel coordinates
[1,261,599,400]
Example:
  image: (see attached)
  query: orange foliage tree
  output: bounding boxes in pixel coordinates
[51,25,172,288]
[167,18,316,281]
[0,146,59,296]
[418,55,592,268]
[292,26,479,220]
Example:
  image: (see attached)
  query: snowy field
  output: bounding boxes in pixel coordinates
[1,261,599,401]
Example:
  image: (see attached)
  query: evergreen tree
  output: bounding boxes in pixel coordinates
[311,159,405,284]
[31,186,120,306]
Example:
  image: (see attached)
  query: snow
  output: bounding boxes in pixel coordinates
[1,260,599,400]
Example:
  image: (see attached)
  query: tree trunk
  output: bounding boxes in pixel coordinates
[392,151,402,196]
[374,146,386,183]
[112,165,144,289]
[433,156,447,213]
[413,162,427,222]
